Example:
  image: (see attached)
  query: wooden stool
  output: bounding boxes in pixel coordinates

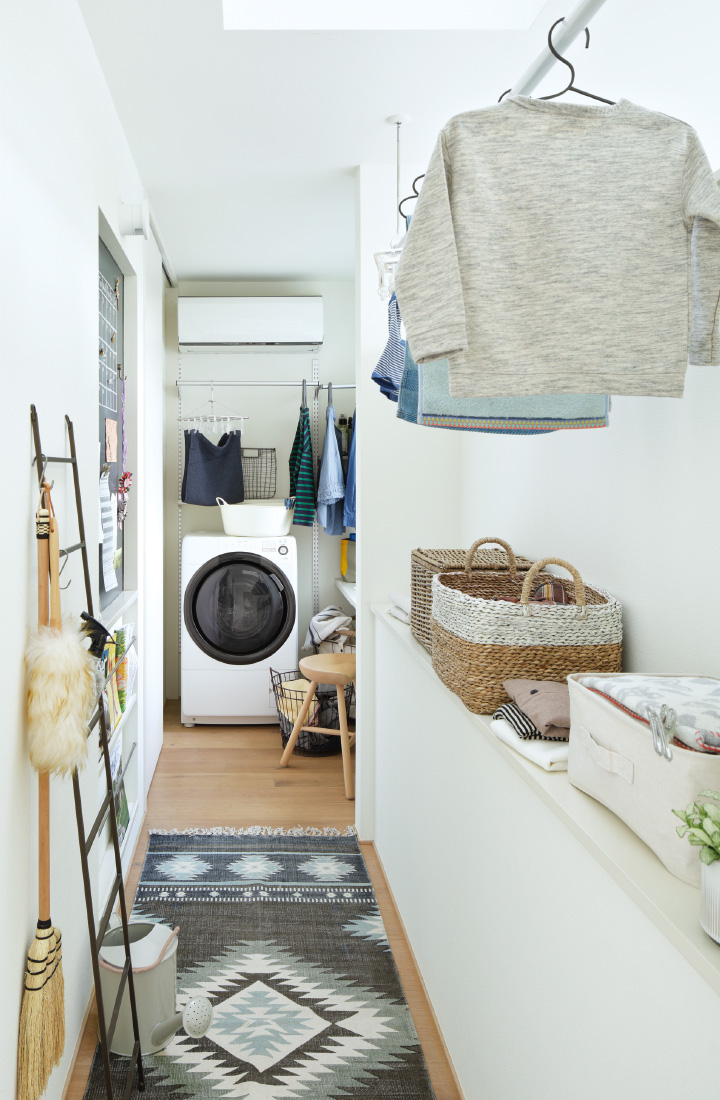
[279,653,356,800]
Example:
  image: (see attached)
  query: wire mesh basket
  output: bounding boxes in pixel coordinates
[318,626,356,655]
[241,448,277,499]
[270,668,355,756]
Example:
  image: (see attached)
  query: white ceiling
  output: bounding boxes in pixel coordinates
[77,0,704,282]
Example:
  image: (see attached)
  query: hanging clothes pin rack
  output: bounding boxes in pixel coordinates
[29,405,145,1100]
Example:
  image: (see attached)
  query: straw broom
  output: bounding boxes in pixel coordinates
[18,490,66,1100]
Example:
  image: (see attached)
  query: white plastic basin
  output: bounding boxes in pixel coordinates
[216,497,293,536]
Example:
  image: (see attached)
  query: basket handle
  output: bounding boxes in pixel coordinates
[216,497,227,507]
[519,557,587,612]
[464,537,517,578]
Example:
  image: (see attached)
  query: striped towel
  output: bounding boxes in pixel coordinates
[492,702,569,742]
[371,294,406,402]
[289,406,315,527]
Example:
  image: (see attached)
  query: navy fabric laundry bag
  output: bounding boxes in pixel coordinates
[181,429,245,505]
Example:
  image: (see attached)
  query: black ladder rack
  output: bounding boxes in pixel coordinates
[30,404,144,1098]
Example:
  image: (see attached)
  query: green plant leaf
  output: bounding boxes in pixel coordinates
[689,827,716,845]
[700,846,720,865]
[672,809,689,824]
[688,835,707,846]
[698,791,720,801]
[687,801,701,817]
[704,804,720,825]
[676,824,690,838]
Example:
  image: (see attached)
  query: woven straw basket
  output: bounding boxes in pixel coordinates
[431,547,623,715]
[411,538,533,652]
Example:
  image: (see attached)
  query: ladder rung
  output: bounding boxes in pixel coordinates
[61,541,85,556]
[96,874,122,953]
[122,1041,141,1100]
[85,790,113,855]
[88,742,137,854]
[105,957,130,1054]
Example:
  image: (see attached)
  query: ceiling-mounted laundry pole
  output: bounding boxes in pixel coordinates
[509,0,609,96]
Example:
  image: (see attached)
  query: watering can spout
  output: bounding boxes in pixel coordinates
[150,997,213,1050]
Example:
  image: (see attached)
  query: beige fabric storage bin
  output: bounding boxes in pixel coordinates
[568,673,720,887]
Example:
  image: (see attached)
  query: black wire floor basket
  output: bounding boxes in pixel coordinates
[270,668,355,756]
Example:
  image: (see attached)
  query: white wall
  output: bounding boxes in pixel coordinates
[354,165,463,837]
[456,1,720,676]
[142,233,167,782]
[0,3,164,1097]
[374,620,720,1100]
[163,280,355,700]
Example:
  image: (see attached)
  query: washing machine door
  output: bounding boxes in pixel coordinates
[184,552,296,665]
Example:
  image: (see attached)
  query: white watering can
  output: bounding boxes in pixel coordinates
[99,917,213,1056]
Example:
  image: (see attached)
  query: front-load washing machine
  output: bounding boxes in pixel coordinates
[181,533,298,725]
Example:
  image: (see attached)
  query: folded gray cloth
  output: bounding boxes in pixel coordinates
[503,679,571,737]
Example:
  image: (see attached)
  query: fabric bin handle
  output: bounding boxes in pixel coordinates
[520,557,587,613]
[464,537,517,578]
[579,725,634,784]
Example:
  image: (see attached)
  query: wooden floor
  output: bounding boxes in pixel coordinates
[64,701,462,1099]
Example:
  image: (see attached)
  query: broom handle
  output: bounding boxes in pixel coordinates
[49,518,62,632]
[38,513,53,925]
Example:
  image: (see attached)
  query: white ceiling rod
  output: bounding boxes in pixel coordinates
[510,0,610,96]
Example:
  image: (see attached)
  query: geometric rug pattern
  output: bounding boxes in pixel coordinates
[83,831,436,1099]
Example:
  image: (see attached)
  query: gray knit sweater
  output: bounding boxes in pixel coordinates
[395,97,720,398]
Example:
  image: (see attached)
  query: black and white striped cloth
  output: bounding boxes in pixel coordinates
[492,702,568,742]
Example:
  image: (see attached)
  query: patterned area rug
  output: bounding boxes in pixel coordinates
[83,828,436,1099]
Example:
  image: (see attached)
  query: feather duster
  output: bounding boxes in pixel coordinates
[26,616,95,776]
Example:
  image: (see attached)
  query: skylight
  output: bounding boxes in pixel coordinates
[222,0,546,32]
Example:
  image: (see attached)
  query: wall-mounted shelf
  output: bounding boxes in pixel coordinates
[335,578,357,609]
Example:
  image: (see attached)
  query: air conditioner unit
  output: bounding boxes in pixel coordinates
[177,297,323,353]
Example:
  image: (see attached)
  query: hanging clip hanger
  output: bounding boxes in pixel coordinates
[327,382,333,407]
[498,18,613,105]
[302,379,307,409]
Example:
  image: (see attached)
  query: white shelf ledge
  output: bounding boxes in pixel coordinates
[101,589,139,631]
[335,578,357,609]
[372,603,720,998]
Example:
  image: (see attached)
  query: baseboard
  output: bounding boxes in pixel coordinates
[59,810,147,1099]
[367,841,466,1100]
[59,990,95,1100]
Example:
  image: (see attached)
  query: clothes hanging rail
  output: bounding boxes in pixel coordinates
[175,380,356,390]
[509,0,609,97]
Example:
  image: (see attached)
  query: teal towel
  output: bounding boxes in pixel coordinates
[418,360,609,431]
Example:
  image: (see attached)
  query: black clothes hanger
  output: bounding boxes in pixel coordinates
[498,17,613,105]
[399,174,425,218]
[398,17,612,217]
[302,379,307,409]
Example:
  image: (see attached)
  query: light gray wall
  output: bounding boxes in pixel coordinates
[1,1,164,1096]
[163,280,356,699]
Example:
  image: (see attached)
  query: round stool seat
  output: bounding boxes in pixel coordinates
[299,653,356,687]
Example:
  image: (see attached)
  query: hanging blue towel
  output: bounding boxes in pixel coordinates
[371,294,405,401]
[317,405,345,537]
[343,411,356,529]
